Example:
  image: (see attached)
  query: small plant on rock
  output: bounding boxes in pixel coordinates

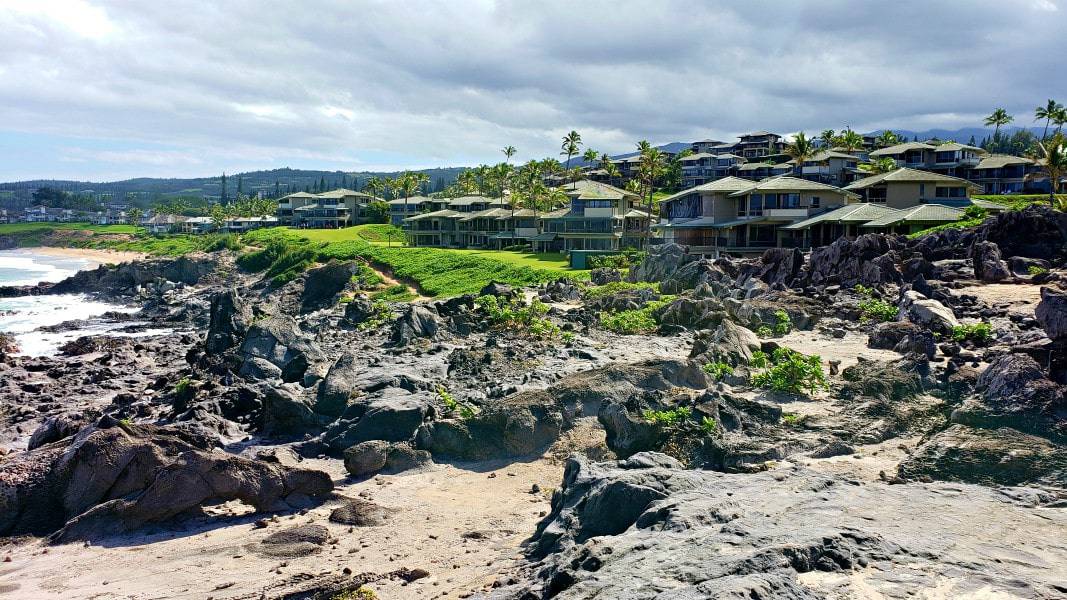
[951,322,993,344]
[331,587,377,600]
[750,347,828,396]
[357,300,394,330]
[781,413,807,427]
[642,406,692,428]
[1028,265,1049,276]
[702,361,734,380]
[858,297,897,322]
[174,377,194,402]
[756,325,774,338]
[700,416,718,435]
[772,310,792,336]
[437,386,458,412]
[749,350,769,369]
[476,295,562,340]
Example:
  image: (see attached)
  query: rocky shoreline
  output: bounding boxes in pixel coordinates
[1,205,1065,599]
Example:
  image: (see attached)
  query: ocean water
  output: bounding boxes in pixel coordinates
[0,249,166,356]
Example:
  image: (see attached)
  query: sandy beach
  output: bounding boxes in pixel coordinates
[12,246,146,266]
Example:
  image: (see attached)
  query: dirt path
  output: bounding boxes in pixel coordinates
[366,261,433,303]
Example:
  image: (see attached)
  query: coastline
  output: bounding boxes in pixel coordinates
[5,245,146,266]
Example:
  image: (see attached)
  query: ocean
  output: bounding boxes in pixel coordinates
[0,249,163,356]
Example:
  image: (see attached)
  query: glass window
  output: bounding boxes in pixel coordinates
[781,193,800,208]
[810,196,821,208]
[749,194,763,215]
[935,186,966,198]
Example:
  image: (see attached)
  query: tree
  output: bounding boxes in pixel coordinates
[1035,99,1063,140]
[1054,106,1067,136]
[837,128,864,152]
[127,207,143,226]
[582,148,599,169]
[210,204,228,229]
[395,172,420,241]
[502,145,517,164]
[984,108,1014,151]
[820,129,836,148]
[784,131,817,176]
[637,142,666,246]
[364,176,384,199]
[365,200,390,224]
[560,130,582,188]
[663,148,691,192]
[875,130,900,148]
[1032,132,1067,208]
[220,173,228,205]
[859,157,900,175]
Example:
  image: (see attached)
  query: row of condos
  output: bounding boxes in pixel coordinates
[657,168,994,256]
[400,181,651,252]
[592,130,1058,195]
[277,189,379,228]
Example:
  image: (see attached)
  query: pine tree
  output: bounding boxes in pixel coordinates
[274,180,280,197]
[968,135,976,146]
[237,176,243,199]
[220,173,228,205]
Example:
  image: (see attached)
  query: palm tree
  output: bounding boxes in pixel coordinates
[582,148,599,171]
[875,130,900,148]
[820,129,836,148]
[396,172,420,242]
[1054,106,1067,135]
[985,108,1014,150]
[664,149,692,192]
[502,145,517,164]
[784,131,817,176]
[1032,133,1067,208]
[364,176,384,199]
[1035,99,1063,140]
[561,130,582,188]
[837,128,864,153]
[127,207,143,227]
[604,161,622,189]
[637,142,666,246]
[859,157,900,175]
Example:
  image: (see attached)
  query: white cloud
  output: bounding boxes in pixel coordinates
[0,0,1065,179]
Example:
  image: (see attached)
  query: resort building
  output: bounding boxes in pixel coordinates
[966,155,1038,194]
[404,195,509,248]
[277,189,379,228]
[387,196,436,226]
[734,131,786,160]
[681,153,745,187]
[658,176,858,254]
[553,180,650,252]
[868,141,985,177]
[842,168,980,208]
[792,150,861,186]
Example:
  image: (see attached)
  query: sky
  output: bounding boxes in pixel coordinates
[1,0,1065,182]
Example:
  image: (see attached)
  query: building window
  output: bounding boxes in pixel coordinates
[935,186,966,198]
[918,184,925,198]
[811,196,821,208]
[749,195,763,216]
[867,187,887,203]
[781,193,800,208]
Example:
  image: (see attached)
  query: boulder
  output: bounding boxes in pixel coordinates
[27,411,97,451]
[343,440,431,477]
[689,320,760,366]
[626,243,692,283]
[656,297,725,330]
[1035,285,1067,341]
[0,423,333,539]
[342,294,375,325]
[972,204,1067,262]
[953,353,1065,440]
[239,315,325,383]
[301,260,360,311]
[205,288,252,354]
[390,305,439,346]
[316,350,362,417]
[757,247,805,287]
[324,389,431,450]
[899,290,959,333]
[970,241,1011,282]
[898,424,1066,487]
[261,383,327,437]
[590,267,623,285]
[416,392,563,460]
[479,281,517,298]
[807,234,903,287]
[329,499,392,526]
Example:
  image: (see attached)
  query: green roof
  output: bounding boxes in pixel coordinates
[845,167,981,191]
[386,195,433,206]
[781,203,898,230]
[974,155,1034,169]
[559,179,638,201]
[660,176,756,205]
[868,142,936,157]
[404,209,461,222]
[860,204,963,227]
[728,176,859,198]
[458,207,511,221]
[317,188,376,199]
[446,195,502,207]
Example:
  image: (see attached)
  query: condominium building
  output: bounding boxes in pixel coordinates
[276,189,379,228]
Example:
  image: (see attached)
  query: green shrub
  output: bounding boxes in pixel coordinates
[475,295,561,339]
[205,233,243,252]
[356,300,394,330]
[951,322,993,344]
[702,361,734,380]
[756,325,773,338]
[582,281,658,299]
[174,377,194,402]
[772,310,792,336]
[749,350,769,369]
[1028,265,1049,276]
[700,416,718,435]
[750,347,828,396]
[352,264,384,289]
[859,298,898,322]
[437,385,458,412]
[642,406,692,427]
[781,413,807,427]
[854,284,874,297]
[331,587,377,600]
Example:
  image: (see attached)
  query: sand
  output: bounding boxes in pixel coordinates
[22,246,147,266]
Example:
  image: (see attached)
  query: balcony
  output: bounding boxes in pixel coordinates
[763,208,814,218]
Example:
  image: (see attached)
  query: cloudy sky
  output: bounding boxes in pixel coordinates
[1,0,1065,181]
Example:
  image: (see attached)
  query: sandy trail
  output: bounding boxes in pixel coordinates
[0,458,563,600]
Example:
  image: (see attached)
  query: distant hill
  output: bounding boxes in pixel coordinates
[0,167,467,210]
[865,126,1045,144]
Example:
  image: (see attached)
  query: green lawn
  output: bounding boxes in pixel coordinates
[0,222,141,235]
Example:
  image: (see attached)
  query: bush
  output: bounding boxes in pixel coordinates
[370,284,415,303]
[781,413,807,427]
[356,300,394,330]
[174,377,194,402]
[582,281,658,299]
[859,297,898,322]
[364,201,391,224]
[700,416,718,435]
[205,233,242,252]
[598,298,673,335]
[642,406,692,427]
[756,325,773,338]
[702,361,734,380]
[1028,265,1049,276]
[951,322,993,344]
[475,295,561,339]
[772,310,791,336]
[750,347,828,396]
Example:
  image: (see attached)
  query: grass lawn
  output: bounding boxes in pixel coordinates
[0,222,141,235]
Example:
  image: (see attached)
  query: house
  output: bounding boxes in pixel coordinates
[0,209,9,224]
[680,153,746,188]
[967,155,1037,194]
[842,168,981,209]
[736,162,792,180]
[404,195,509,248]
[734,131,785,160]
[144,214,187,234]
[388,196,435,226]
[182,216,215,233]
[277,189,380,228]
[224,216,278,232]
[792,150,861,186]
[556,180,649,251]
[780,203,903,247]
[868,141,985,177]
[657,176,858,254]
[690,139,727,154]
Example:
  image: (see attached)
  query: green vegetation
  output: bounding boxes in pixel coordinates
[244,228,585,297]
[174,377,194,402]
[370,284,416,303]
[702,361,734,380]
[756,325,773,338]
[236,237,319,286]
[587,249,646,269]
[356,300,394,330]
[1028,265,1049,276]
[330,587,377,600]
[598,297,674,334]
[909,194,1066,239]
[855,284,898,322]
[437,385,458,412]
[781,413,807,427]
[700,416,718,435]
[951,322,993,344]
[772,310,792,336]
[750,347,828,396]
[474,294,561,339]
[749,349,769,369]
[642,406,692,427]
[582,280,658,299]
[0,222,238,256]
